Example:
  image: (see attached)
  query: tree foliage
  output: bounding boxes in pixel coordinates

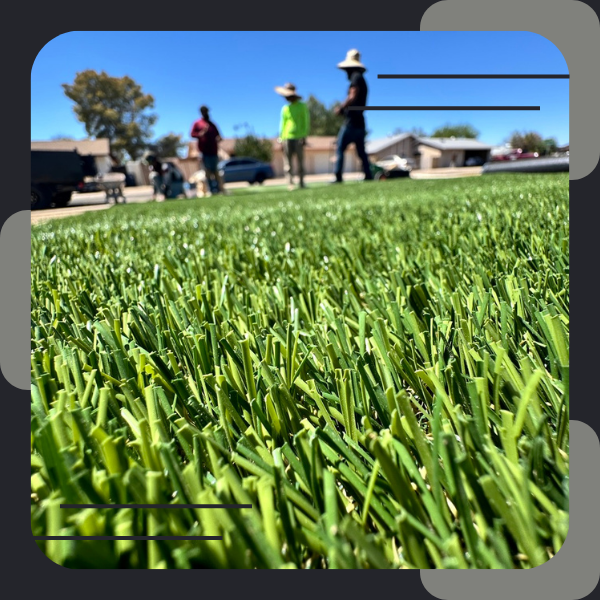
[233,134,273,163]
[431,123,479,139]
[542,138,558,155]
[305,95,344,136]
[151,133,185,158]
[507,131,553,154]
[62,70,157,162]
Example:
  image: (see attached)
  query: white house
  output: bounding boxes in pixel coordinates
[366,133,493,169]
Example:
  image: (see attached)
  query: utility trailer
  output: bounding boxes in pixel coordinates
[31,150,97,210]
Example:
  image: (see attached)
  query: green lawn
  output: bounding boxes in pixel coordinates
[31,173,569,569]
[228,180,346,195]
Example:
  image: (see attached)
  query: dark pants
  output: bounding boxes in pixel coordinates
[334,123,373,181]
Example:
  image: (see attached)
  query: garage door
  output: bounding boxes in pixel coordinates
[310,152,331,174]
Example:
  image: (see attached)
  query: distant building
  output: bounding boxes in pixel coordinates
[365,132,419,163]
[180,136,362,179]
[416,137,493,169]
[366,133,493,169]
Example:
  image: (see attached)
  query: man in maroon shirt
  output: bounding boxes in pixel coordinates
[191,105,225,195]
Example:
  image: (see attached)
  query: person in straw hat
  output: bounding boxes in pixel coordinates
[332,49,373,183]
[275,83,310,191]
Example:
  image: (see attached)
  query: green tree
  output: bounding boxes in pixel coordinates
[305,95,344,136]
[508,131,545,154]
[234,134,273,163]
[542,138,558,156]
[62,70,157,162]
[152,133,185,158]
[431,123,479,138]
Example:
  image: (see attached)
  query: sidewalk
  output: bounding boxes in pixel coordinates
[226,171,365,189]
[410,166,482,179]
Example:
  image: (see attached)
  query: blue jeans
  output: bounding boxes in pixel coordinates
[334,124,373,181]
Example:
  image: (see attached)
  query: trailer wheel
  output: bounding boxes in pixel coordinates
[52,191,72,208]
[31,186,51,210]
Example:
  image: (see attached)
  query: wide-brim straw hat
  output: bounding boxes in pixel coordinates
[337,49,366,71]
[274,82,302,99]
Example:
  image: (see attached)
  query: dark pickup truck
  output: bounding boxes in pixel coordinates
[31,150,97,210]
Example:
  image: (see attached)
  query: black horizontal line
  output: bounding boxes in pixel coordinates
[348,106,540,111]
[378,74,569,79]
[35,536,222,541]
[60,504,252,509]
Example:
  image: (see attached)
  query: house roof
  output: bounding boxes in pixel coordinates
[366,133,493,155]
[365,132,414,155]
[31,138,111,156]
[417,137,493,151]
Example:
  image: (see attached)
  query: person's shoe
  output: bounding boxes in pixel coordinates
[329,179,343,184]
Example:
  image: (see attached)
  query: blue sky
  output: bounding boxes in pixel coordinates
[31,31,569,148]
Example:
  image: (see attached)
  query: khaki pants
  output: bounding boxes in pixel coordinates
[282,139,305,186]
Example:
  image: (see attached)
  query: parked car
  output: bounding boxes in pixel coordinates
[371,154,412,180]
[465,156,485,167]
[491,148,539,161]
[218,157,275,184]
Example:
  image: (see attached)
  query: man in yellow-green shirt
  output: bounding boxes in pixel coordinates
[275,83,310,190]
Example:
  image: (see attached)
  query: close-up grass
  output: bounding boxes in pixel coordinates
[30,173,569,569]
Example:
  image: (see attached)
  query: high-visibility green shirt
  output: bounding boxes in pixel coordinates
[279,101,310,140]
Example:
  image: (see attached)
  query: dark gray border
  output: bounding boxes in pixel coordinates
[0,211,30,390]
